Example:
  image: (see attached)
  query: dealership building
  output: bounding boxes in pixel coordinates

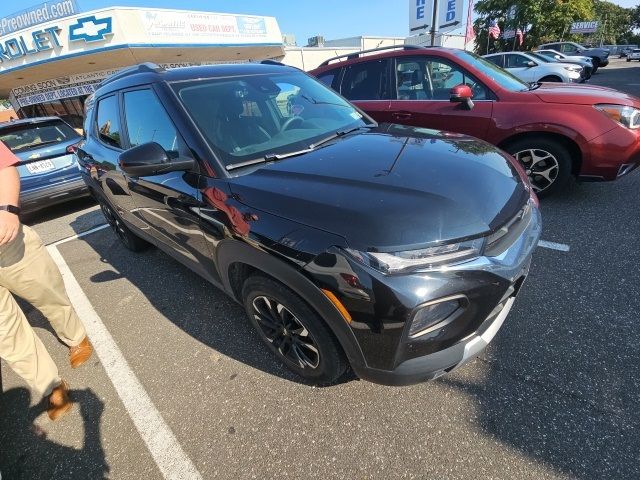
[0,6,285,128]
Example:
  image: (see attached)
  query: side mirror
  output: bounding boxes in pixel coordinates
[450,84,474,110]
[119,142,195,176]
[526,61,537,68]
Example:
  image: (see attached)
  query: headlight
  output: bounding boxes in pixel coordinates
[346,238,484,274]
[564,66,581,71]
[594,104,640,129]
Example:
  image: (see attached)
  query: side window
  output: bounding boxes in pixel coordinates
[485,55,503,67]
[396,57,489,101]
[340,60,389,100]
[561,44,577,53]
[316,69,340,91]
[123,89,179,157]
[95,95,122,148]
[504,54,531,68]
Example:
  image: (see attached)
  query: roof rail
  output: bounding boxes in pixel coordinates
[99,62,165,88]
[260,59,285,66]
[319,45,426,67]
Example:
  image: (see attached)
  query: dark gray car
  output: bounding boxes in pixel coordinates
[538,41,609,72]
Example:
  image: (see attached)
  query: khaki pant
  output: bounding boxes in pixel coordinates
[0,225,86,397]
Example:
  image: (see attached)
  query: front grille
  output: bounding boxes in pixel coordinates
[485,203,532,257]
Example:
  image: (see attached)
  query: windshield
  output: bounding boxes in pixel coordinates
[0,120,79,153]
[173,70,370,169]
[451,50,529,92]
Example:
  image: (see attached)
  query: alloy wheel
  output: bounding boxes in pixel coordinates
[514,148,560,193]
[251,295,321,369]
[100,203,129,243]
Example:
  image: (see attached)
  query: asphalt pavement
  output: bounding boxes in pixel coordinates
[1,58,639,480]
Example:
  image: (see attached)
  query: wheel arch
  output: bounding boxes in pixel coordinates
[498,131,583,176]
[216,240,367,370]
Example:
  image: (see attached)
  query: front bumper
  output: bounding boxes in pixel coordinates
[344,206,542,386]
[578,125,640,181]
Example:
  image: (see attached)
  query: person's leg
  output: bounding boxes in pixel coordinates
[0,284,61,398]
[1,225,86,348]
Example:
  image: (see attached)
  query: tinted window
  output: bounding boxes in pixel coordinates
[317,69,340,90]
[124,89,179,156]
[396,57,489,100]
[561,43,578,53]
[485,55,503,67]
[96,95,122,148]
[341,59,389,100]
[0,120,79,153]
[504,54,533,68]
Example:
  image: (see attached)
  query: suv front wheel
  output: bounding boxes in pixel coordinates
[504,137,572,197]
[242,276,347,384]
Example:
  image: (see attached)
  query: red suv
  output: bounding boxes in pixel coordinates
[310,46,640,196]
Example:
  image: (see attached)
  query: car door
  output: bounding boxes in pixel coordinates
[503,54,536,83]
[386,56,494,139]
[120,87,216,282]
[77,94,145,230]
[339,58,394,123]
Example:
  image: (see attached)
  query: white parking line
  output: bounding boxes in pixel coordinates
[48,223,110,247]
[47,236,203,480]
[538,240,570,252]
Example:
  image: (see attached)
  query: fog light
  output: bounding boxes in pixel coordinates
[408,298,461,338]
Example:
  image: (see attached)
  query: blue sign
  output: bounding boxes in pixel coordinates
[0,0,80,37]
[0,27,62,63]
[68,15,113,42]
[236,16,267,35]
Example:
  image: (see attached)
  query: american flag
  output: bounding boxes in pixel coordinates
[516,28,524,46]
[488,20,501,39]
[464,0,476,44]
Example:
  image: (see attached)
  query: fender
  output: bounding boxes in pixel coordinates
[216,239,368,370]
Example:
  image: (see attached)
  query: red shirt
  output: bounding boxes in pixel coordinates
[0,141,18,169]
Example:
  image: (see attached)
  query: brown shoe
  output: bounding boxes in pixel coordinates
[70,336,93,368]
[48,380,73,421]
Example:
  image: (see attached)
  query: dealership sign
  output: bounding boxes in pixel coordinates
[570,21,599,34]
[0,0,80,37]
[409,0,464,35]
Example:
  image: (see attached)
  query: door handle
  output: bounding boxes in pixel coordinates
[392,112,413,119]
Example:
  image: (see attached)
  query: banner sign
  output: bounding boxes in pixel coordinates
[409,0,464,35]
[570,21,599,34]
[10,62,252,108]
[0,0,80,38]
[141,11,269,41]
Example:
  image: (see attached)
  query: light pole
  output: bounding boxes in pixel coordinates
[430,0,440,46]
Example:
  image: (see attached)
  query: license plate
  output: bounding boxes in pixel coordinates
[26,159,55,174]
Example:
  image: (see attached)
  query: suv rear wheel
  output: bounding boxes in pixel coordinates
[242,276,347,384]
[99,200,150,252]
[504,137,572,197]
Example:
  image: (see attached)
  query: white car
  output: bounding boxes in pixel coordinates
[483,52,583,83]
[627,49,640,62]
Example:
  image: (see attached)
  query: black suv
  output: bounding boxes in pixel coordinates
[77,62,541,385]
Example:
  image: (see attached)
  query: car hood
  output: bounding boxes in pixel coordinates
[533,82,640,106]
[228,125,529,252]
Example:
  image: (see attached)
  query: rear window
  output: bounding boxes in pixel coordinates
[0,120,79,153]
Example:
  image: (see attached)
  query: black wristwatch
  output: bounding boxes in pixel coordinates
[0,205,20,215]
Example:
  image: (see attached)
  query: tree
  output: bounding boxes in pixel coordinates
[593,1,634,44]
[473,0,594,52]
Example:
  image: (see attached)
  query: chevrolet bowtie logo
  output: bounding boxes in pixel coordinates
[69,15,113,43]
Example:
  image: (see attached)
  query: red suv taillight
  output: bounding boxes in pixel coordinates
[66,143,79,154]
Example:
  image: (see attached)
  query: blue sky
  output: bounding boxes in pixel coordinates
[0,1,637,43]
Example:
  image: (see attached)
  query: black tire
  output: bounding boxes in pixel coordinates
[539,75,562,82]
[503,137,572,197]
[242,276,347,384]
[99,199,150,252]
[591,58,600,73]
[627,58,631,62]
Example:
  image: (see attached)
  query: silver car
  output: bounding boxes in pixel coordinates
[483,52,583,83]
[627,49,640,62]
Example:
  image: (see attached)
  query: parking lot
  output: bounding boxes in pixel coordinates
[1,58,639,479]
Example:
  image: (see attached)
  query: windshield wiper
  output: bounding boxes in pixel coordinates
[225,126,374,171]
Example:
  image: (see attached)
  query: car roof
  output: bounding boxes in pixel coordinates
[93,62,299,97]
[0,116,63,129]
